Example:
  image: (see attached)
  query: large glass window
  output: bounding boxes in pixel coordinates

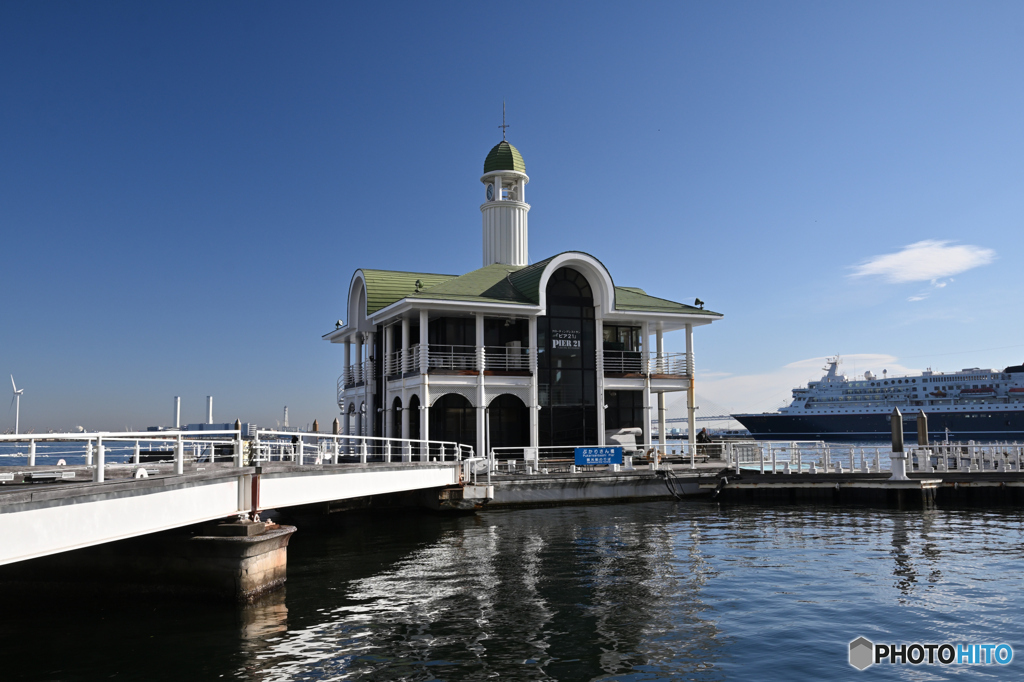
[539,267,597,446]
[605,390,644,437]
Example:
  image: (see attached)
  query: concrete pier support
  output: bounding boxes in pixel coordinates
[187,522,296,602]
[0,522,297,604]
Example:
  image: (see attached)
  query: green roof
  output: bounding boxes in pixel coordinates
[360,270,457,314]
[354,253,720,318]
[412,263,534,305]
[614,286,716,315]
[484,141,526,174]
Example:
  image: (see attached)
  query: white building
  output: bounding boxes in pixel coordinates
[324,139,721,456]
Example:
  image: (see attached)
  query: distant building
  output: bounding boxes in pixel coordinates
[324,139,721,455]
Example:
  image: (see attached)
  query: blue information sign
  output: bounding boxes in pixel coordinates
[574,446,623,466]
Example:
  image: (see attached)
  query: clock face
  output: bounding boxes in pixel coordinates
[486,184,494,201]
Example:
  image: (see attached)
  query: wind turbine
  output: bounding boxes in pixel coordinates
[10,375,24,435]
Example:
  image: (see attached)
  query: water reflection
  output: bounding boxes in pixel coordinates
[6,504,1024,681]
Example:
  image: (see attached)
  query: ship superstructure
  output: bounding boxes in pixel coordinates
[732,357,1024,441]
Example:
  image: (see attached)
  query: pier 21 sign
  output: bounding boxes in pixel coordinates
[575,446,623,466]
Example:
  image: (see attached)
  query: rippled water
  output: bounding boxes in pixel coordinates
[5,502,1024,680]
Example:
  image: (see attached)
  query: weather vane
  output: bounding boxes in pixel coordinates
[499,100,509,140]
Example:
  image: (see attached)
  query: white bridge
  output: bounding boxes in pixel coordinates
[0,429,481,567]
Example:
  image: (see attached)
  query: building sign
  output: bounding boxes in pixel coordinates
[551,328,581,350]
[574,446,623,466]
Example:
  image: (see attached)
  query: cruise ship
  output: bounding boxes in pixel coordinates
[731,357,1024,441]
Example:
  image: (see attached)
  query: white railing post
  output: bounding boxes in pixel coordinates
[133,440,141,465]
[386,439,392,463]
[95,436,105,482]
[771,443,777,474]
[333,436,339,464]
[795,445,802,474]
[235,429,244,467]
[360,437,368,464]
[28,439,36,467]
[175,434,184,475]
[85,439,94,466]
[297,436,304,466]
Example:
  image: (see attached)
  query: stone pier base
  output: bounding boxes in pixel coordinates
[187,524,296,602]
[0,523,297,603]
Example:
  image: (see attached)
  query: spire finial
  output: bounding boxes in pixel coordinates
[499,100,509,140]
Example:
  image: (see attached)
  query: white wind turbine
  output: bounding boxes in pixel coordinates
[11,375,24,434]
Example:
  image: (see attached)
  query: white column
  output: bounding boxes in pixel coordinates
[354,334,363,384]
[384,324,393,377]
[476,313,486,459]
[401,317,411,373]
[686,323,696,455]
[595,312,605,445]
[642,322,652,449]
[529,314,539,448]
[419,309,429,373]
[657,327,666,454]
[365,331,376,437]
[343,338,351,385]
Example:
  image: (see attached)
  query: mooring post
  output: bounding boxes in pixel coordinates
[888,407,909,481]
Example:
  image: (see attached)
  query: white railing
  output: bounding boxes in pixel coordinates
[717,440,1024,476]
[340,359,375,387]
[0,429,474,482]
[602,351,691,376]
[483,345,531,371]
[603,350,644,373]
[649,352,690,376]
[426,344,477,370]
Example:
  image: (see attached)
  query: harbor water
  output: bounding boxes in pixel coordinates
[3,500,1023,680]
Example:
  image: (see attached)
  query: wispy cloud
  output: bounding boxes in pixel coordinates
[850,240,995,284]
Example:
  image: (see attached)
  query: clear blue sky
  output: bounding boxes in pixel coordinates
[3,1,1023,431]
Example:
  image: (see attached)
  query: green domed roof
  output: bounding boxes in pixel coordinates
[484,141,526,174]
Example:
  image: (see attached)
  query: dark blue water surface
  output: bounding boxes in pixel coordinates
[4,502,1024,681]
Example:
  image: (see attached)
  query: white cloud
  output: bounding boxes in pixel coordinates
[849,240,995,284]
[688,354,921,417]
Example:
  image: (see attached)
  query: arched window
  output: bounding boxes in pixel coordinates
[430,394,476,448]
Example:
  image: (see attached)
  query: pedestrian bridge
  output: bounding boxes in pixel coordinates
[0,429,479,567]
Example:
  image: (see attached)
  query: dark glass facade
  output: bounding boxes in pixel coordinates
[538,267,598,446]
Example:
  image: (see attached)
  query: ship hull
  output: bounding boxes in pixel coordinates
[732,410,1024,442]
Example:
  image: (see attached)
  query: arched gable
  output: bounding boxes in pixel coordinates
[535,252,616,313]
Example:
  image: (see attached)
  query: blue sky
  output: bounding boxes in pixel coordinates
[2,1,1023,431]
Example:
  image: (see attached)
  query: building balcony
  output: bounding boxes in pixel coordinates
[602,350,690,377]
[382,344,534,379]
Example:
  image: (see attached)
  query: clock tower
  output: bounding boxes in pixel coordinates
[480,140,529,267]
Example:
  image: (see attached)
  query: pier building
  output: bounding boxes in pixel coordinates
[325,139,722,457]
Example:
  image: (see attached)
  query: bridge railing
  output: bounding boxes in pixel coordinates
[0,429,473,483]
[252,430,471,466]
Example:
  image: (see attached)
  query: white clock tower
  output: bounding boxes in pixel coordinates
[480,140,530,267]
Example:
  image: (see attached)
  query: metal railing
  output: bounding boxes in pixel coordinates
[340,358,375,387]
[601,351,690,376]
[0,429,474,483]
[426,344,477,370]
[648,352,690,376]
[483,345,531,371]
[603,350,644,373]
[717,440,1024,476]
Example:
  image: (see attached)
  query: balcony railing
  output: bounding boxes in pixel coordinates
[648,352,690,376]
[426,344,477,370]
[341,358,375,387]
[603,350,644,374]
[484,345,530,371]
[602,351,690,376]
